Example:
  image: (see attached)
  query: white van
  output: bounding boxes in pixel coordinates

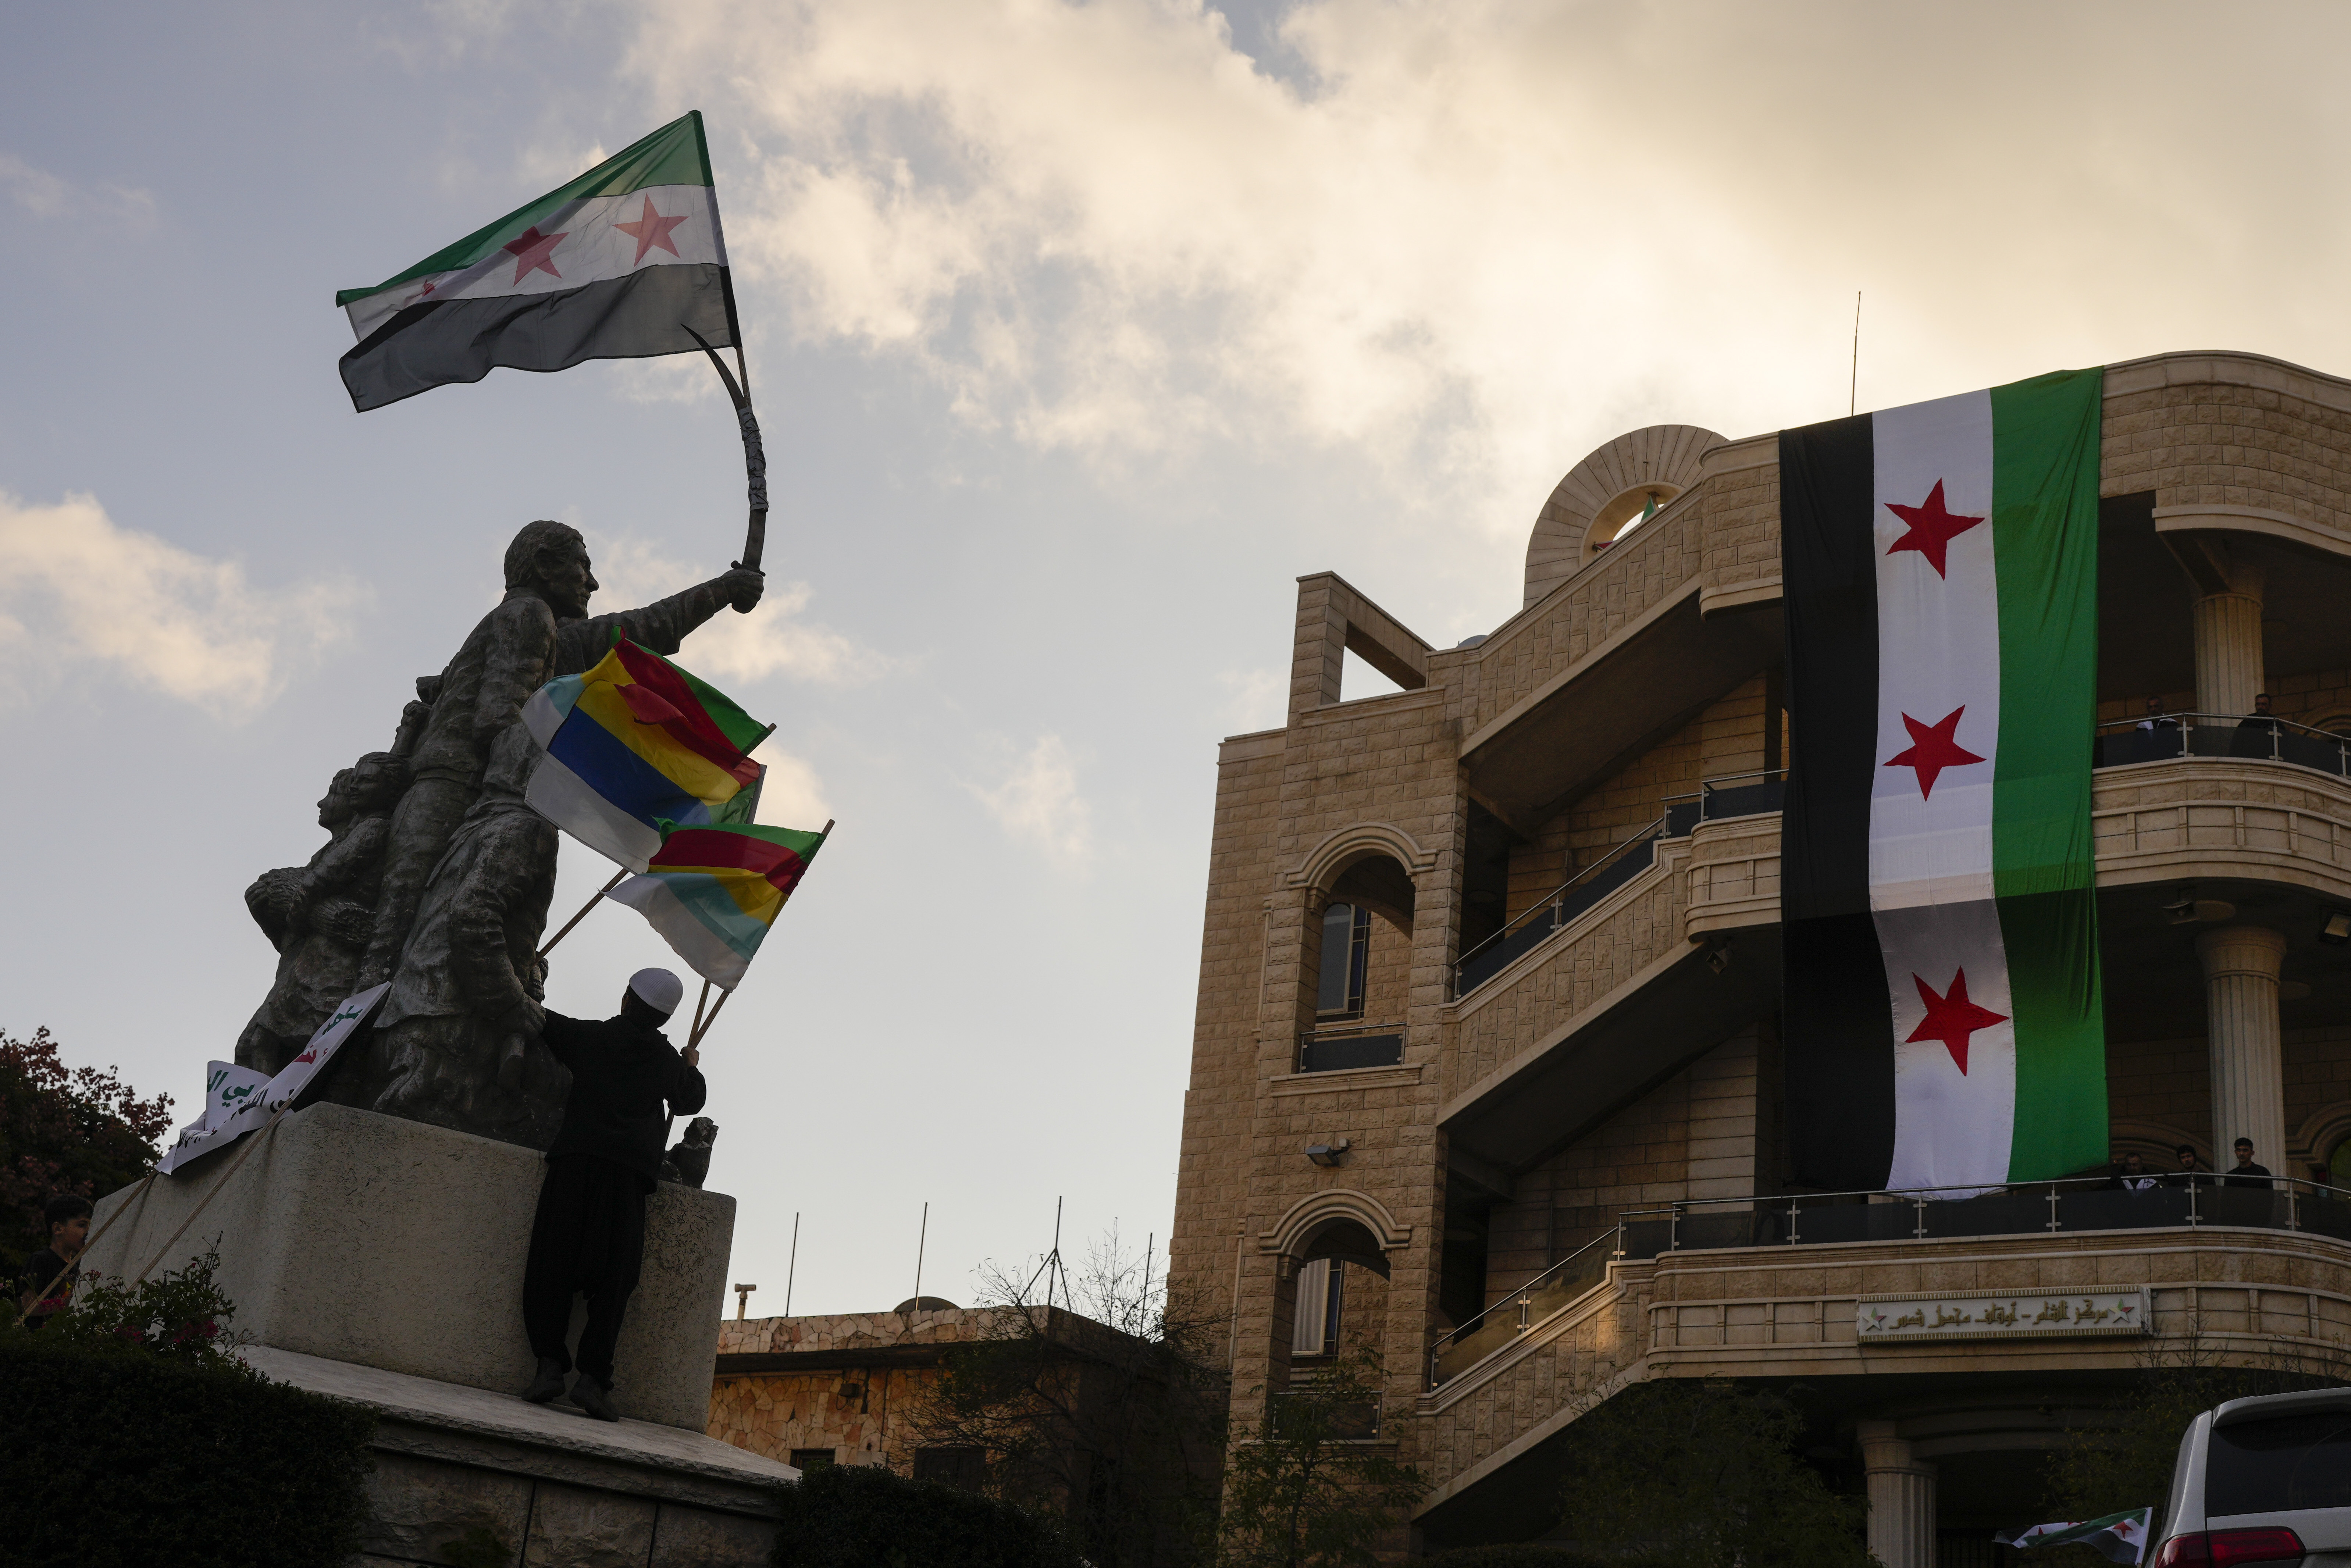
[2152,1387,2351,1566]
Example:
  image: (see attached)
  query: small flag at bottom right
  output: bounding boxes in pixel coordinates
[1996,1508,2150,1564]
[605,822,827,990]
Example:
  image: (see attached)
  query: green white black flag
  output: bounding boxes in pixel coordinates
[1997,1508,2151,1564]
[336,112,735,411]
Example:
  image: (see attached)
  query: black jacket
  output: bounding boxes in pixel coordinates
[540,1011,707,1183]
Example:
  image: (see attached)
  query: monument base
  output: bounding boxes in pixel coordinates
[84,1101,730,1431]
[249,1346,791,1566]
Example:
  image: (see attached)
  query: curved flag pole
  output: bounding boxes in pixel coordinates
[685,326,767,573]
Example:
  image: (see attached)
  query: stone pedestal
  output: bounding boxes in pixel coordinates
[1858,1419,1936,1568]
[2197,925,2290,1168]
[250,1347,791,1567]
[82,1101,729,1431]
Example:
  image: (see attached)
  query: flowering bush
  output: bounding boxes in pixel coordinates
[44,1246,248,1369]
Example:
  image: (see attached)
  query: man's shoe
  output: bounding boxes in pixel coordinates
[521,1358,567,1404]
[568,1372,620,1422]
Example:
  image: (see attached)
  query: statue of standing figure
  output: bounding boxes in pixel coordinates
[246,519,762,1145]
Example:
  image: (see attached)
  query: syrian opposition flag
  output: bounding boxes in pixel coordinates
[336,112,734,411]
[1997,1508,2151,1564]
[1781,370,2109,1193]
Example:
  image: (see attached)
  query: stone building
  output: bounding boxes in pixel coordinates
[1167,350,2351,1561]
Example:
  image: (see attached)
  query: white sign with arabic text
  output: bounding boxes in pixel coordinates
[1856,1288,2150,1343]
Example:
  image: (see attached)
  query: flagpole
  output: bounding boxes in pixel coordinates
[685,327,767,573]
[540,867,628,960]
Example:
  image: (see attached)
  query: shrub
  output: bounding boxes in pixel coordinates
[1421,1550,1620,1568]
[0,1025,172,1286]
[0,1331,375,1568]
[772,1461,1085,1568]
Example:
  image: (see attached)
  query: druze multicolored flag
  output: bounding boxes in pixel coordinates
[1781,369,2108,1193]
[608,823,828,989]
[336,112,734,411]
[1997,1508,2151,1564]
[522,638,769,872]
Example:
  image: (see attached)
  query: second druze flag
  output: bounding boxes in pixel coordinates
[1781,368,2108,1193]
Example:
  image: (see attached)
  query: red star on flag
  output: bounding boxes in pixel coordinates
[1906,966,2008,1074]
[503,225,568,284]
[615,196,689,266]
[1884,706,1985,799]
[1885,479,1985,578]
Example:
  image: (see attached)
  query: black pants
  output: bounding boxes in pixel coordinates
[523,1156,647,1388]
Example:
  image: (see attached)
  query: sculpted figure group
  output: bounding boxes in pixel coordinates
[236,521,760,1148]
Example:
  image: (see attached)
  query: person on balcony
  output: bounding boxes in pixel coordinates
[2108,1151,2159,1192]
[2223,1137,2275,1190]
[2167,1144,2210,1189]
[2134,696,2179,731]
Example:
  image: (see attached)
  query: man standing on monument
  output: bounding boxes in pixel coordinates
[356,521,762,989]
[519,967,705,1422]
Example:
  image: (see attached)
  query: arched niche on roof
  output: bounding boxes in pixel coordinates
[1524,423,1725,609]
[1260,1189,1412,1280]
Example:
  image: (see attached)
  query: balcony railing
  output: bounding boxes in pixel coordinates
[1452,770,1787,999]
[1618,1174,2351,1258]
[2096,711,2351,776]
[1296,1020,1404,1073]
[1426,1173,2351,1389]
[1428,1226,1618,1387]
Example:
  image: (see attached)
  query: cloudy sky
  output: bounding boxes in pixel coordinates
[7,0,2349,1315]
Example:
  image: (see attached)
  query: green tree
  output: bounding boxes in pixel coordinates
[1217,1350,1426,1568]
[906,1234,1227,1566]
[1545,1380,1870,1568]
[0,1024,173,1285]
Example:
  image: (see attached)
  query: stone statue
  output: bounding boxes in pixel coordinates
[235,751,408,1075]
[662,1118,719,1188]
[351,722,567,1144]
[355,521,763,991]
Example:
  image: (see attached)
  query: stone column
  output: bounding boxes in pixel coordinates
[2191,555,2266,717]
[2196,926,2289,1169]
[1858,1420,1936,1568]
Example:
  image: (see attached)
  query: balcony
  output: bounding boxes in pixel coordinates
[1297,1020,1405,1073]
[2096,712,2351,776]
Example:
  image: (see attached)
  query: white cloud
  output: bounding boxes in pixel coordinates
[0,493,360,717]
[623,0,2351,540]
[749,738,832,828]
[0,152,152,223]
[1217,666,1286,735]
[583,535,887,685]
[971,735,1093,870]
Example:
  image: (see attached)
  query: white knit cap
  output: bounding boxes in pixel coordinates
[627,967,684,1015]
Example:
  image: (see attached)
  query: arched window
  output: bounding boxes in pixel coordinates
[1317,903,1371,1020]
[2329,1137,2351,1192]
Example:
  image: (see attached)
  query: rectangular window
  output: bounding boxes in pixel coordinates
[790,1448,836,1471]
[1289,1258,1346,1357]
[912,1446,987,1493]
[1316,905,1371,1020]
[2207,1409,2351,1516]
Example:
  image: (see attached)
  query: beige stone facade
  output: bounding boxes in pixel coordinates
[1168,351,2351,1559]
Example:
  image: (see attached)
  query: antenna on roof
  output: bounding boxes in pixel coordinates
[784,1211,800,1316]
[1850,291,1862,417]
[912,1201,929,1308]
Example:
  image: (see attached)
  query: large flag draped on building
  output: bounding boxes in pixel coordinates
[1781,368,2108,1193]
[336,112,734,411]
[608,823,828,989]
[522,638,768,872]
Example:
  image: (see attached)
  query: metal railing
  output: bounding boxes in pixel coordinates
[1617,1172,2351,1258]
[1428,1226,1620,1388]
[1452,770,1788,999]
[1426,1172,2351,1390]
[1295,1021,1406,1074]
[2095,711,2351,776]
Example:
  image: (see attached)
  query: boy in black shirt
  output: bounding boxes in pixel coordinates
[17,1195,93,1329]
[518,967,706,1421]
